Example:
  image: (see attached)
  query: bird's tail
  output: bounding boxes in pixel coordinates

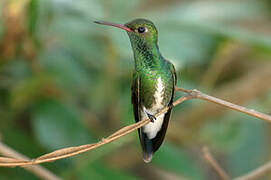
[143,151,153,163]
[140,132,154,163]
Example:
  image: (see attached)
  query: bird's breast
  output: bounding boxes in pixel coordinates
[141,77,167,139]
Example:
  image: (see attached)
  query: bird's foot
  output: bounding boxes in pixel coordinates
[146,112,156,123]
[168,103,174,109]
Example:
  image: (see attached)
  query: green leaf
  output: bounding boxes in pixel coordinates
[27,0,39,36]
[153,143,204,180]
[225,111,269,177]
[50,0,104,19]
[40,50,91,93]
[1,59,32,82]
[77,161,139,180]
[32,99,93,150]
[10,73,52,110]
[159,29,220,67]
[148,1,271,49]
[199,117,243,152]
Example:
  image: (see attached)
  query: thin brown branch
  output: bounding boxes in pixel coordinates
[175,88,271,123]
[0,94,191,167]
[0,142,61,180]
[234,160,271,180]
[0,87,270,168]
[202,146,271,180]
[202,146,230,180]
[171,66,271,145]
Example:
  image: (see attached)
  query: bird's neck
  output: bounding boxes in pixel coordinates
[131,41,164,71]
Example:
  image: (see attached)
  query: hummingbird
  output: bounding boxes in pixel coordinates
[94,19,177,163]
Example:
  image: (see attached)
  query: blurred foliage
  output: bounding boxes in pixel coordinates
[0,0,271,179]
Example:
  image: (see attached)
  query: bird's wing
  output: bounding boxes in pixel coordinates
[131,72,140,123]
[170,62,177,88]
[132,72,147,149]
[151,62,177,152]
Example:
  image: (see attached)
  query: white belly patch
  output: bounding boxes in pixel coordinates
[141,77,166,139]
[142,111,165,139]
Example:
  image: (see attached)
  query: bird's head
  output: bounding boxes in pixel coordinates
[95,18,158,47]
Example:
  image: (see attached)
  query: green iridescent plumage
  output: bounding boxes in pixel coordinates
[95,18,177,163]
[125,19,175,106]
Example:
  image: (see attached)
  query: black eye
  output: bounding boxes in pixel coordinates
[137,26,146,33]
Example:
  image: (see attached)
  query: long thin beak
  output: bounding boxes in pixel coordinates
[94,21,132,32]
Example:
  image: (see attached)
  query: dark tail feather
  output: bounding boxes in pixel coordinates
[140,132,153,163]
[139,108,172,163]
[143,151,153,163]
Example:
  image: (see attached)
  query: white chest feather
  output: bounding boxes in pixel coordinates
[141,77,166,139]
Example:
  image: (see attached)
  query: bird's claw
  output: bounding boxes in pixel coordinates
[168,103,174,109]
[147,113,156,123]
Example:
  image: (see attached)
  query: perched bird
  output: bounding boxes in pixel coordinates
[94,19,177,163]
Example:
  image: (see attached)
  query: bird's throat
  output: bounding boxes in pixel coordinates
[131,41,162,70]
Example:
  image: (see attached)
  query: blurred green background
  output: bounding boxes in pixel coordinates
[0,0,271,179]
